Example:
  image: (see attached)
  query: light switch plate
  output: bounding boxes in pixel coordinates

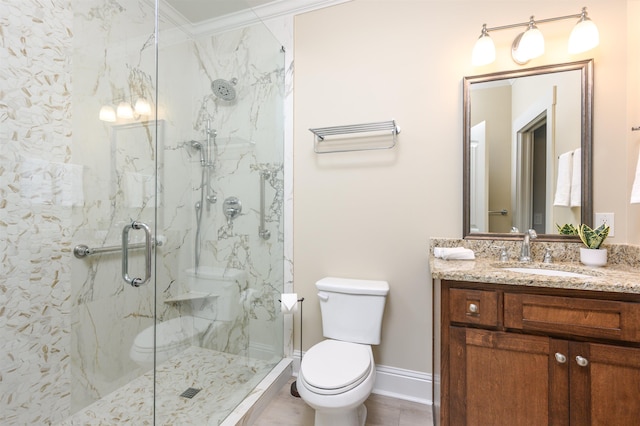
[595,213,615,237]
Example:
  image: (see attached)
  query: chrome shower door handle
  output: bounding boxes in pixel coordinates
[122,220,152,287]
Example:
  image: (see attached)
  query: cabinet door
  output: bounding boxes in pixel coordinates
[449,326,569,426]
[570,342,640,425]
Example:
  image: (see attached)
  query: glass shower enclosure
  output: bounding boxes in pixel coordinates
[1,0,285,424]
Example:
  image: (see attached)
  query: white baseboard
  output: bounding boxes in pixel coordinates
[291,350,432,405]
[373,364,431,405]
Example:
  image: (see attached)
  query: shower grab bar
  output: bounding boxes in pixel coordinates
[73,236,163,258]
[259,170,271,240]
[122,221,152,287]
[309,119,400,154]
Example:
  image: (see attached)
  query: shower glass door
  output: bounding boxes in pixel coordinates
[154,2,285,423]
[68,0,285,424]
[68,0,161,419]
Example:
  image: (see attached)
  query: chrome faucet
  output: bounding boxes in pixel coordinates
[519,229,538,262]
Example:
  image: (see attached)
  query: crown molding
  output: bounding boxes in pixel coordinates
[160,0,352,38]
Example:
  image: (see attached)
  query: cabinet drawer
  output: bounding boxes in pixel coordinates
[449,288,499,327]
[504,293,640,343]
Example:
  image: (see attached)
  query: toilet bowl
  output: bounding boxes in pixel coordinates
[129,315,209,369]
[297,277,389,426]
[297,340,376,426]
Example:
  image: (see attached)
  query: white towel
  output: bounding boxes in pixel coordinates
[553,151,573,207]
[631,150,640,204]
[570,148,581,207]
[434,247,475,260]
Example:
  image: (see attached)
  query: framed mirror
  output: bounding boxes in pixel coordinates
[463,59,593,240]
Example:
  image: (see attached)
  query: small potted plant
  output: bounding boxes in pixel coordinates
[577,223,610,267]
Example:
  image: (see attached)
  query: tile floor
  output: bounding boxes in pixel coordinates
[61,347,277,425]
[253,378,433,426]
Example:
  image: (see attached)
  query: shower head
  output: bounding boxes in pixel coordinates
[190,140,205,165]
[211,78,237,101]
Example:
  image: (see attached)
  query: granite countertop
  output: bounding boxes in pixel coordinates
[430,238,640,295]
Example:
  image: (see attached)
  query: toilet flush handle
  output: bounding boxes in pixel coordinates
[317,292,329,302]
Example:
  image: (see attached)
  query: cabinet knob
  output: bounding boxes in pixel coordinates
[554,352,567,364]
[468,303,479,313]
[576,356,589,367]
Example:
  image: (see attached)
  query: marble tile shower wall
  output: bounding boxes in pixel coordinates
[1,0,286,424]
[1,1,74,424]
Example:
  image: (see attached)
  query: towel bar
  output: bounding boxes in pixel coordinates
[309,119,400,154]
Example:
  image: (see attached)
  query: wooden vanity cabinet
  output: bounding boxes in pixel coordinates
[438,280,640,426]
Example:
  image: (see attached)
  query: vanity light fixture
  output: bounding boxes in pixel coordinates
[471,7,599,66]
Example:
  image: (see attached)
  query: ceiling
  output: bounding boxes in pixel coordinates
[164,0,276,24]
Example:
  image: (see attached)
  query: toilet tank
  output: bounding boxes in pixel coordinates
[316,277,389,345]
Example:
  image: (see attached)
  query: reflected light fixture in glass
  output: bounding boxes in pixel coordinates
[99,105,116,122]
[134,98,152,116]
[117,101,134,119]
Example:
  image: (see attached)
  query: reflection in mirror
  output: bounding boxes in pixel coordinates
[463,60,593,240]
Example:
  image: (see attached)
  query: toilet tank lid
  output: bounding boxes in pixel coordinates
[316,277,389,296]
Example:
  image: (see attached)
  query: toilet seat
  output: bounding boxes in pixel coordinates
[300,340,372,395]
[132,316,208,353]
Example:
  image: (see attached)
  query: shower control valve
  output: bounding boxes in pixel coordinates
[223,197,242,224]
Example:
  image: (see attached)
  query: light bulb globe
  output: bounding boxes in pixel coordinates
[472,34,496,66]
[519,26,545,60]
[569,18,599,54]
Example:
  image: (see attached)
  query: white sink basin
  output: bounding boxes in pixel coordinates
[503,267,592,279]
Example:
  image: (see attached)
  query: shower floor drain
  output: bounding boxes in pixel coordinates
[180,387,202,399]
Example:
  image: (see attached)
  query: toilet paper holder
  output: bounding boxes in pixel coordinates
[278,295,305,397]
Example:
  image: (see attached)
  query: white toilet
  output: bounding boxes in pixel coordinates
[297,277,389,426]
[130,266,245,369]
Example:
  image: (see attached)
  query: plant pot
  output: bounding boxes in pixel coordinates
[580,247,607,267]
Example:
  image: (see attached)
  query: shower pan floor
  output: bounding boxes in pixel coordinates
[61,346,279,425]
